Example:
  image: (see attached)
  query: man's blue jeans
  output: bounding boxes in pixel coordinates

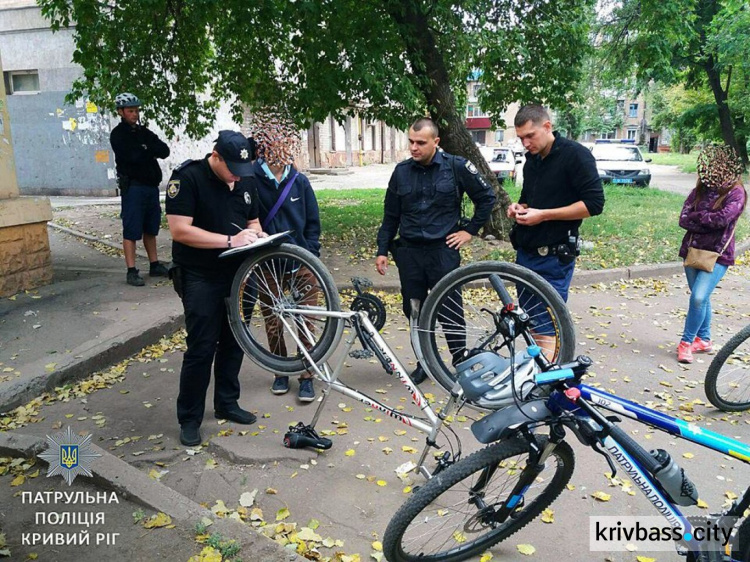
[681,264,728,343]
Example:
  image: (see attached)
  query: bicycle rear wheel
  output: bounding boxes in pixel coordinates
[383,437,574,562]
[705,324,750,412]
[227,244,343,375]
[417,261,576,394]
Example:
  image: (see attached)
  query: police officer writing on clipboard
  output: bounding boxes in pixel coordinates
[375,117,496,384]
[166,131,267,446]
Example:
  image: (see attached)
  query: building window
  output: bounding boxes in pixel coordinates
[629,103,638,118]
[627,128,637,140]
[599,131,616,140]
[3,70,40,94]
[471,130,487,145]
[616,99,625,113]
[495,130,504,143]
[472,84,483,99]
[466,104,486,118]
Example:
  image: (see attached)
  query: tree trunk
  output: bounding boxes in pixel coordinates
[704,55,745,163]
[384,1,511,239]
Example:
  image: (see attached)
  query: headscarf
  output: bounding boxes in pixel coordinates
[246,109,301,168]
[696,144,744,192]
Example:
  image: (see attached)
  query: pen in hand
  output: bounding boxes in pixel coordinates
[230,222,245,232]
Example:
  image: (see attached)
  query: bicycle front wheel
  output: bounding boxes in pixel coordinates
[417,262,576,394]
[705,324,750,412]
[383,437,575,562]
[227,243,343,375]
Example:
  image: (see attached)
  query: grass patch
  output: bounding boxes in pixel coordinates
[317,189,385,252]
[646,152,697,174]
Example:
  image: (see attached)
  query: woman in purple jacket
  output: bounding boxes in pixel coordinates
[677,145,746,363]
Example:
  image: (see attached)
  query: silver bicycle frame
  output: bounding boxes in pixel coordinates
[277,306,459,478]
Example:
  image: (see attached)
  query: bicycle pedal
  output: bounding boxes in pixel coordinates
[349,349,374,359]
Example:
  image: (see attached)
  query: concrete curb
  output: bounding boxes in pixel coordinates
[0,311,184,413]
[49,222,150,260]
[0,432,300,562]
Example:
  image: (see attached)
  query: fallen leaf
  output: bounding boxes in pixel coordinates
[517,544,536,555]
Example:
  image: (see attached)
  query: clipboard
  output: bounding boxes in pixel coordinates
[219,231,292,258]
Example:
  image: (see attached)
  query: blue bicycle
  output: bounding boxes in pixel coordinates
[383,278,750,562]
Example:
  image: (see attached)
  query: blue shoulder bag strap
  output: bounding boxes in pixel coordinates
[262,171,299,230]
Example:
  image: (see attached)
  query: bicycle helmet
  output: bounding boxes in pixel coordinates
[455,349,539,408]
[115,92,141,109]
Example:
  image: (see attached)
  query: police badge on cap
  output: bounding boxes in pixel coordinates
[215,131,254,177]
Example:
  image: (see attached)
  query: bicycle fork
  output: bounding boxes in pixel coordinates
[476,431,559,527]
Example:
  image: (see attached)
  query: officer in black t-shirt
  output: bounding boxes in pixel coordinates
[375,117,496,383]
[165,130,265,446]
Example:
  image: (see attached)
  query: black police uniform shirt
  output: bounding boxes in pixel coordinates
[376,150,496,256]
[512,132,605,250]
[165,157,260,275]
[109,121,170,187]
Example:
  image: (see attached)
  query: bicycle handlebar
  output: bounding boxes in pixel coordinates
[489,274,514,308]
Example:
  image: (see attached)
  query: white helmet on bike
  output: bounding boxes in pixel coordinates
[455,350,539,409]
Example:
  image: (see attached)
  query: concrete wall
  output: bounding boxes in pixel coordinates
[7,93,113,195]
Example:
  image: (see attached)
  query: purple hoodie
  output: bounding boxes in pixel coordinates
[678,185,746,266]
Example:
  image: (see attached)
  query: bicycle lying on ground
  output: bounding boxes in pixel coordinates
[705,324,750,411]
[225,241,574,473]
[224,241,748,561]
[383,282,750,562]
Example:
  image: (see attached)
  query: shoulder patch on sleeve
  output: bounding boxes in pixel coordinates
[244,191,252,206]
[167,179,180,198]
[465,160,478,174]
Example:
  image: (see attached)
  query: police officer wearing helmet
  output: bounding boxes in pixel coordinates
[110,93,171,286]
[166,131,266,446]
[375,117,496,383]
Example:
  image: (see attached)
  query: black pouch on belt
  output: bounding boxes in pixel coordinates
[168,263,184,299]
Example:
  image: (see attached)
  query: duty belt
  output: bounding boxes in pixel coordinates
[527,243,569,257]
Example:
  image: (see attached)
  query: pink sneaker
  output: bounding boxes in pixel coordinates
[692,337,713,353]
[677,341,693,364]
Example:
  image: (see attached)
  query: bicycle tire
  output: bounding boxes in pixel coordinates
[417,261,576,395]
[705,324,750,412]
[383,437,575,562]
[227,243,343,375]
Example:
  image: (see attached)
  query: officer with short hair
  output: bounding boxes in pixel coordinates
[110,92,171,286]
[166,130,265,446]
[508,104,605,301]
[375,117,496,383]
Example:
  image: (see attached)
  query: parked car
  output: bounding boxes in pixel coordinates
[487,147,516,181]
[591,141,652,187]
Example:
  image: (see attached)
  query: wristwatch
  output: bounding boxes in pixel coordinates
[227,235,232,248]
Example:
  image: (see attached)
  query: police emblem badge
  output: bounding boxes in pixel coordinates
[244,192,252,205]
[240,148,249,160]
[167,179,180,198]
[465,161,478,174]
[39,426,101,486]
